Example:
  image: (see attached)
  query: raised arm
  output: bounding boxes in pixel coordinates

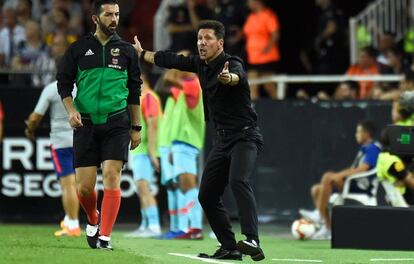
[133,36,198,73]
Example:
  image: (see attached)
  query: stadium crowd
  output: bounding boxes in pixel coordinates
[0,0,413,100]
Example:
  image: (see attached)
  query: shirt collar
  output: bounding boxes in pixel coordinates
[205,51,225,69]
[89,32,121,42]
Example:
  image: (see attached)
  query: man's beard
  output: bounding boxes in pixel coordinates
[97,18,117,36]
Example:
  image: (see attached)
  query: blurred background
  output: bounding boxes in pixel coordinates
[1,0,413,224]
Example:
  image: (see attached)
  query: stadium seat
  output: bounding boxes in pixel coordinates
[329,168,378,206]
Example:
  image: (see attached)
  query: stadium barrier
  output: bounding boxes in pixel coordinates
[248,74,404,99]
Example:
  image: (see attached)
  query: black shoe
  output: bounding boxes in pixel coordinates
[96,238,113,251]
[86,212,100,249]
[237,239,265,261]
[198,247,242,260]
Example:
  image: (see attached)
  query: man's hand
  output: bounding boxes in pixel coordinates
[24,120,35,140]
[130,130,141,150]
[68,110,83,129]
[217,61,231,84]
[133,36,143,56]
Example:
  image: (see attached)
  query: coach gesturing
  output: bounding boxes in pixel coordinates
[134,20,265,261]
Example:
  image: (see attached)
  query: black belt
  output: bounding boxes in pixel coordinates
[80,108,127,120]
[216,125,254,137]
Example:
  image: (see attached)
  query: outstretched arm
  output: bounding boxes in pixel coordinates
[132,36,198,73]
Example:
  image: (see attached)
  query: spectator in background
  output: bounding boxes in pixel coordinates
[0,7,26,67]
[346,46,380,99]
[391,73,414,124]
[296,81,359,101]
[377,32,395,66]
[166,0,211,52]
[212,0,248,60]
[243,0,281,100]
[372,47,408,100]
[11,20,46,69]
[31,32,69,87]
[16,0,33,26]
[42,7,78,47]
[317,81,359,100]
[300,0,346,74]
[314,0,346,73]
[381,47,406,75]
[300,121,380,240]
[41,0,84,36]
[9,20,46,87]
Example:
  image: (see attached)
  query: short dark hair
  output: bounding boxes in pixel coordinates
[197,20,225,40]
[358,120,376,138]
[92,0,118,15]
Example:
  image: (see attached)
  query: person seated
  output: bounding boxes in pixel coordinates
[300,120,381,240]
[377,128,414,205]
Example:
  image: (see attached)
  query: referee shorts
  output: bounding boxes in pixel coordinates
[73,110,130,168]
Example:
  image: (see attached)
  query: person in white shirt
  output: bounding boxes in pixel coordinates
[24,81,81,237]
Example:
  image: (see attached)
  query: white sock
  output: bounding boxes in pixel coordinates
[63,215,70,227]
[148,225,161,233]
[99,235,110,241]
[66,218,80,230]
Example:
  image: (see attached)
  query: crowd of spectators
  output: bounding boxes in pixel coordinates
[0,0,414,101]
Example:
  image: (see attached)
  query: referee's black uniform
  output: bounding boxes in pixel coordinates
[154,50,264,253]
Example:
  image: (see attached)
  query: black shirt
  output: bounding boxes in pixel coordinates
[154,51,257,130]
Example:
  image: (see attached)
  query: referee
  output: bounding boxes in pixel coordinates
[134,20,265,261]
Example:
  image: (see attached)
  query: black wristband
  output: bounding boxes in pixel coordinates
[131,125,142,132]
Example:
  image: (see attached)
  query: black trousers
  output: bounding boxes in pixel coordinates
[198,127,263,250]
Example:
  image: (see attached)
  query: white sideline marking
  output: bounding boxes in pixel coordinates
[370,258,414,262]
[272,259,323,263]
[168,253,235,264]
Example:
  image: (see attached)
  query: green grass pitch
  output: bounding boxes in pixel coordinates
[1,224,414,263]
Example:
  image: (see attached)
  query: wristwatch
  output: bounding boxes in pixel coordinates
[131,125,142,132]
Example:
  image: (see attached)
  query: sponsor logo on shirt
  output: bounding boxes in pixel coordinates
[111,48,120,56]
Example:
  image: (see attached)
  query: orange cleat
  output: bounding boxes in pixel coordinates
[54,227,81,237]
